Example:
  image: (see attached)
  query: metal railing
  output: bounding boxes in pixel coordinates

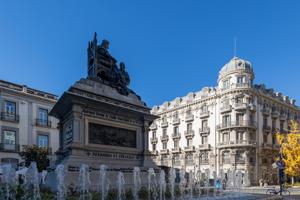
[0,112,19,122]
[217,120,256,129]
[0,143,20,152]
[36,119,52,128]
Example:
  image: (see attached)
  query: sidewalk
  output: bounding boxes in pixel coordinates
[241,185,300,195]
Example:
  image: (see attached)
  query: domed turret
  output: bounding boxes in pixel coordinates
[218,57,254,90]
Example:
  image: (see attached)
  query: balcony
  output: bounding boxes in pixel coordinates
[150,137,158,143]
[160,135,169,141]
[280,113,287,121]
[222,159,231,164]
[0,112,19,123]
[261,143,273,149]
[150,123,157,130]
[199,111,210,118]
[263,125,271,133]
[184,146,195,152]
[185,114,194,122]
[271,111,279,118]
[262,107,270,115]
[0,143,20,152]
[198,144,211,151]
[161,121,168,128]
[220,105,232,113]
[234,83,251,88]
[184,130,195,138]
[172,118,180,125]
[217,120,256,130]
[160,149,169,155]
[36,119,52,128]
[173,160,181,166]
[171,147,181,153]
[199,127,210,135]
[249,104,256,112]
[172,133,181,139]
[218,140,256,148]
[234,103,248,110]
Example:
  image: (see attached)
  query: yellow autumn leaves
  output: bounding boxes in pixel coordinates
[276,121,300,178]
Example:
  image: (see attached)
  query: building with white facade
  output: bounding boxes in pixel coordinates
[149,57,300,185]
[0,80,59,168]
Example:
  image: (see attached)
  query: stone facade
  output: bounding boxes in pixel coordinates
[0,80,59,167]
[149,57,300,185]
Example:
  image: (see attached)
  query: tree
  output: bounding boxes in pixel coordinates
[19,145,49,172]
[276,121,300,184]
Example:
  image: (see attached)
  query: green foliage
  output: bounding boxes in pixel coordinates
[106,188,118,200]
[16,185,25,200]
[174,185,181,198]
[138,186,148,200]
[125,188,134,200]
[19,145,49,172]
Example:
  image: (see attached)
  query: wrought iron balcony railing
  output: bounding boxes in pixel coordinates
[1,112,19,122]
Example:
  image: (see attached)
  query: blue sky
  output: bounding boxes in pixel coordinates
[0,1,300,107]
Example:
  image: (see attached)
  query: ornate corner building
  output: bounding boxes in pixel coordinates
[149,57,300,185]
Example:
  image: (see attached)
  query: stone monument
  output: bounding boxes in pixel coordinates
[50,33,157,187]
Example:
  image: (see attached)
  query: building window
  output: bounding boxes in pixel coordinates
[237,76,245,84]
[236,132,244,142]
[38,135,49,148]
[3,130,16,150]
[222,132,229,143]
[222,151,230,164]
[280,121,284,132]
[174,126,179,134]
[186,154,193,165]
[263,134,268,143]
[162,128,167,137]
[235,97,243,104]
[152,131,156,138]
[162,141,167,150]
[174,140,179,148]
[223,115,230,126]
[236,113,244,125]
[200,152,209,164]
[152,144,156,151]
[187,123,193,132]
[201,135,207,145]
[186,108,192,116]
[38,108,48,124]
[201,105,208,112]
[272,120,276,132]
[173,154,180,166]
[187,138,193,147]
[263,116,268,127]
[4,101,16,114]
[173,111,178,119]
[222,79,230,89]
[236,150,245,163]
[202,120,208,129]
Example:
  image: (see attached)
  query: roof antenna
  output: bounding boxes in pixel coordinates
[234,37,237,58]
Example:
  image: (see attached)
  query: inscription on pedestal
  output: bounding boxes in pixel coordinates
[88,123,137,148]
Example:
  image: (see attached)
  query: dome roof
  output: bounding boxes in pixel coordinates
[220,57,252,75]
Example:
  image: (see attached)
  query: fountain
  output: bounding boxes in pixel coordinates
[99,165,110,200]
[78,164,91,200]
[55,164,66,200]
[133,167,141,200]
[168,168,176,200]
[179,169,186,197]
[24,162,41,200]
[148,168,158,200]
[1,164,16,200]
[159,170,166,200]
[204,168,210,198]
[188,170,194,200]
[117,171,125,200]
